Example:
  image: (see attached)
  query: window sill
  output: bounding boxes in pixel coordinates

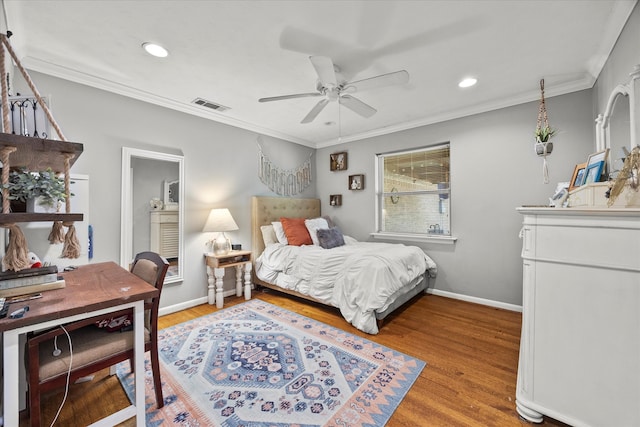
[369,232,457,245]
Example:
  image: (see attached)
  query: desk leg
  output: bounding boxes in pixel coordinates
[244,262,252,300]
[235,265,243,297]
[214,267,225,309]
[3,329,20,427]
[206,266,216,305]
[133,301,146,427]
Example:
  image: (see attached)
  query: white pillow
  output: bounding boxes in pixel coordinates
[271,221,288,244]
[304,217,329,246]
[260,224,278,246]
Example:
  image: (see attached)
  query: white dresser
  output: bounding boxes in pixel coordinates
[150,210,179,259]
[516,208,640,426]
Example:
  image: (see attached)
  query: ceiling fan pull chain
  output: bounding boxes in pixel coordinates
[338,101,342,143]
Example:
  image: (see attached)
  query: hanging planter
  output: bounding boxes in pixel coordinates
[534,79,556,183]
[535,140,553,156]
[534,125,555,156]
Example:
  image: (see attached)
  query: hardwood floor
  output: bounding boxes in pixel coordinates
[21,291,570,426]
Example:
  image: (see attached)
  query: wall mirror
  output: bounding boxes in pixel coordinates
[121,147,184,283]
[596,64,639,174]
[608,92,631,171]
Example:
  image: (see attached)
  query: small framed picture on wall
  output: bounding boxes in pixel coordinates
[330,194,342,206]
[330,152,347,171]
[349,174,364,190]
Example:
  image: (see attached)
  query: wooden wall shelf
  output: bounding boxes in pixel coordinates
[0,132,85,224]
[0,133,83,173]
[0,213,83,223]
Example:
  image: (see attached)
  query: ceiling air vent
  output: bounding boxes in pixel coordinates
[191,98,230,112]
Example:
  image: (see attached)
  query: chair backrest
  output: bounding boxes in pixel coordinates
[131,251,169,290]
[130,251,169,328]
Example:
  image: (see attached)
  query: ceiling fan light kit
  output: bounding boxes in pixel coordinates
[258,56,409,124]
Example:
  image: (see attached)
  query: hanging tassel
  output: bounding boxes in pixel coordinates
[542,156,550,184]
[2,224,30,271]
[61,222,80,259]
[58,154,80,258]
[48,221,65,244]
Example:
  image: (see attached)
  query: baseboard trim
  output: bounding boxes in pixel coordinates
[159,289,241,317]
[160,288,522,317]
[159,296,208,317]
[427,289,522,312]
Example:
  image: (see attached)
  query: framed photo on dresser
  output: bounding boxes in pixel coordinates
[569,162,587,191]
[584,149,609,183]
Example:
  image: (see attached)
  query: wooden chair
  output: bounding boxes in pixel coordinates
[26,252,169,427]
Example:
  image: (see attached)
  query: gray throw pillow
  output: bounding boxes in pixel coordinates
[316,227,345,249]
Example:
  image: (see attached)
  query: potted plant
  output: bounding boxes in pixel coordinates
[1,168,70,212]
[534,126,556,156]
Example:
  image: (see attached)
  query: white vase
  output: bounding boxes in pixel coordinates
[26,198,60,213]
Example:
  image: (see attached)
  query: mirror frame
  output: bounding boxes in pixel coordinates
[121,147,185,283]
[596,64,640,170]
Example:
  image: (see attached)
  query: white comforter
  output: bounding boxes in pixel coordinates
[256,237,437,334]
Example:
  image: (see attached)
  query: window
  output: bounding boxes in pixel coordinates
[376,143,450,237]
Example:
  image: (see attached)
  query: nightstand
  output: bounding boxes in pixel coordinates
[204,250,253,308]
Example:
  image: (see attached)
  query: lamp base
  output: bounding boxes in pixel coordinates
[213,233,231,255]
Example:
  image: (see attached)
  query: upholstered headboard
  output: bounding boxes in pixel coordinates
[251,196,321,259]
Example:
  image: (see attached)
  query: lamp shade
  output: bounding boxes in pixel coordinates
[202,208,239,233]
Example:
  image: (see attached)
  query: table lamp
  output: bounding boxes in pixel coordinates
[203,208,239,255]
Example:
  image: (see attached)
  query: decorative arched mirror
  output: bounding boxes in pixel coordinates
[121,147,184,283]
[596,64,640,175]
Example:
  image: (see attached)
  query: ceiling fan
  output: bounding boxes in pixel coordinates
[259,56,409,124]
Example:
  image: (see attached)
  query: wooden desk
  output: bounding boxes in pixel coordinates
[0,262,158,427]
[204,251,252,308]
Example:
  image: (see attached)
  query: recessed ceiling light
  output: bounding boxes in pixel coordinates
[142,42,168,58]
[458,77,477,88]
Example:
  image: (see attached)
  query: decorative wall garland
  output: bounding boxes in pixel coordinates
[257,136,312,196]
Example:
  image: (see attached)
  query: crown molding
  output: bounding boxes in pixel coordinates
[19,56,317,148]
[315,74,596,148]
[21,55,597,151]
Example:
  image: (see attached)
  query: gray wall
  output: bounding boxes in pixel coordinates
[14,72,315,311]
[316,90,594,306]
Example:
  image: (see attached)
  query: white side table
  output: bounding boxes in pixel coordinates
[204,250,253,308]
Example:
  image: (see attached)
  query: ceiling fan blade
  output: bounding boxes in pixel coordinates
[301,99,329,124]
[259,93,322,103]
[339,95,377,118]
[344,70,409,93]
[309,56,337,87]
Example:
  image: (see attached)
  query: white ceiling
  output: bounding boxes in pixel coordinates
[2,0,637,148]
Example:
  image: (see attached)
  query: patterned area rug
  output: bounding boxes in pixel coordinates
[117,300,425,426]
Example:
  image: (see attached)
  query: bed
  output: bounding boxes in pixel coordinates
[251,196,437,334]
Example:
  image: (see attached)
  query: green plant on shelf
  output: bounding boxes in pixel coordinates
[1,168,72,210]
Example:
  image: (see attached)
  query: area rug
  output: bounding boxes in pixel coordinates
[117,299,425,426]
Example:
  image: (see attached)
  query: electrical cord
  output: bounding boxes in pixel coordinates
[49,325,72,427]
